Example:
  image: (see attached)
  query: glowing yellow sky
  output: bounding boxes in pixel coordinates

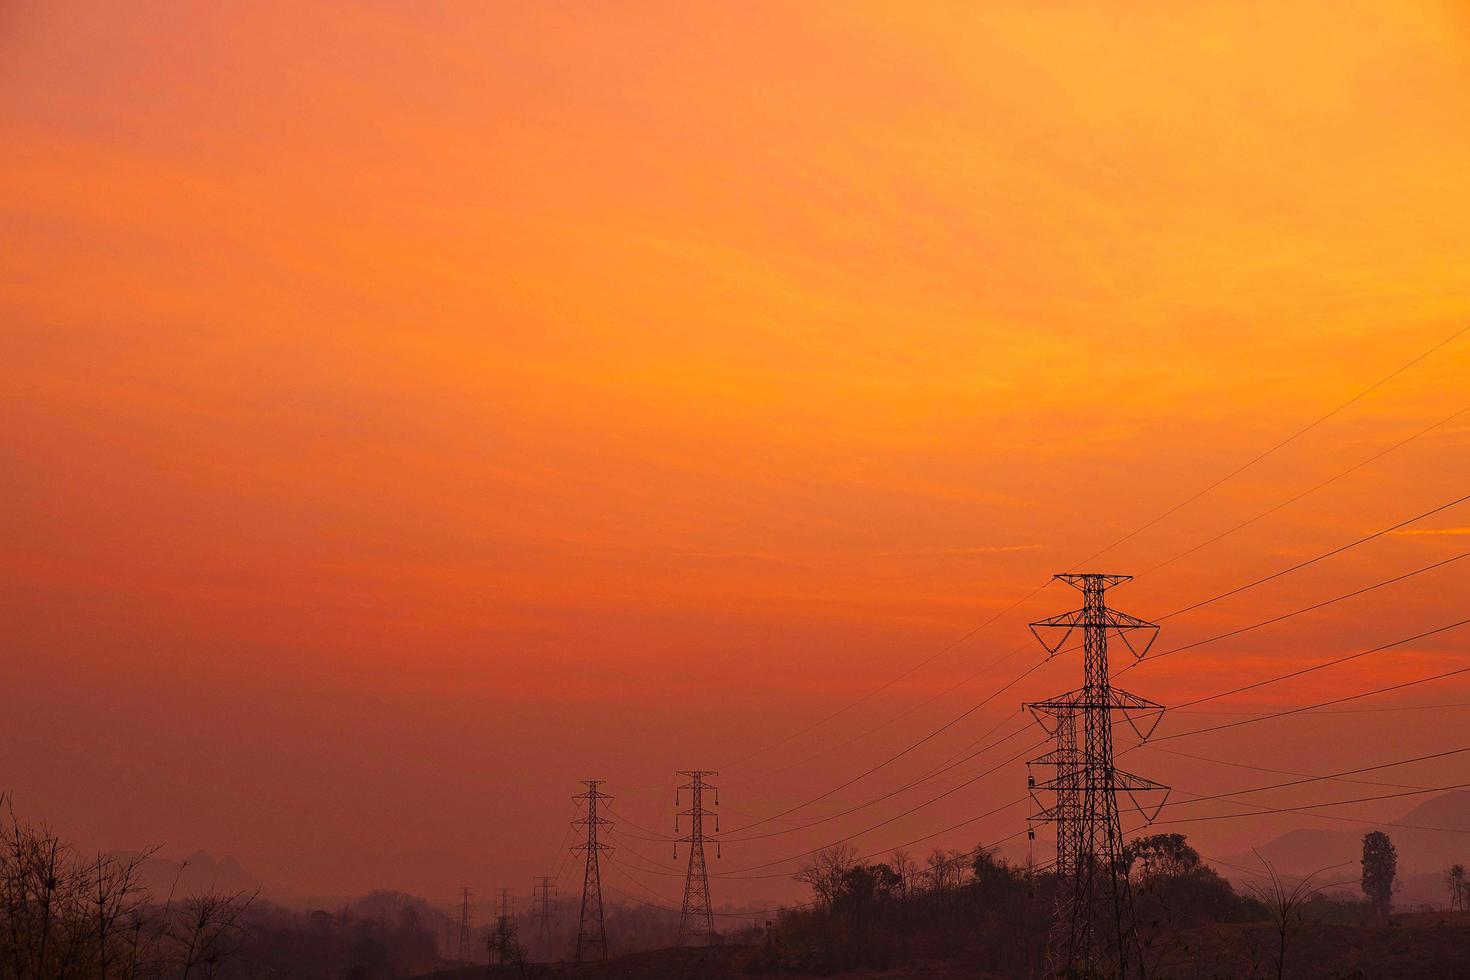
[3,1,1468,902]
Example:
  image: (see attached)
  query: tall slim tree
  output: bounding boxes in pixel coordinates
[1360,831,1397,922]
[1448,864,1466,916]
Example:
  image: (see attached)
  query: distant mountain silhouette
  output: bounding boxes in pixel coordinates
[119,849,262,899]
[1218,790,1470,905]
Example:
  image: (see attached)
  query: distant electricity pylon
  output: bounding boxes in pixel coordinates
[674,770,719,946]
[490,888,516,966]
[532,875,558,951]
[1024,573,1169,979]
[572,780,612,961]
[455,886,473,963]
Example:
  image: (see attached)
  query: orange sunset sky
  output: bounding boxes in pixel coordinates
[3,1,1470,908]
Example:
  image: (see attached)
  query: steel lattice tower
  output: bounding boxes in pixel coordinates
[532,876,557,952]
[572,780,612,961]
[1025,573,1169,979]
[674,770,719,946]
[1026,699,1079,882]
[454,887,473,963]
[496,887,514,921]
[490,888,516,966]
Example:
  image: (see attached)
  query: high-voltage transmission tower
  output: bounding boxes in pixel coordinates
[673,770,720,946]
[532,875,558,951]
[571,780,612,962]
[1024,573,1169,979]
[490,888,516,966]
[455,886,473,963]
[496,887,514,924]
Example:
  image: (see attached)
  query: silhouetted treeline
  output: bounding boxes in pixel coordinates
[747,836,1271,975]
[498,894,707,964]
[0,798,462,980]
[28,788,1443,980]
[0,795,254,980]
[242,896,456,979]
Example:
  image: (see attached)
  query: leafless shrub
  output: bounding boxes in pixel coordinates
[0,793,253,980]
[1243,851,1340,980]
[792,844,857,911]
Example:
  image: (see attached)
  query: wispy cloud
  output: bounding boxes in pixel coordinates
[885,544,1045,557]
[1391,527,1470,537]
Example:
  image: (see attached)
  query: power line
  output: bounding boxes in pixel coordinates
[710,620,1470,890]
[706,449,1468,877]
[713,747,1043,878]
[1018,491,1470,672]
[1139,402,1469,578]
[717,583,1053,773]
[1179,787,1470,838]
[1070,321,1470,570]
[716,633,1469,883]
[719,641,1039,791]
[1149,492,1470,623]
[1162,617,1470,717]
[718,608,1470,885]
[601,834,688,878]
[719,719,1041,843]
[719,728,1470,889]
[721,491,1470,839]
[711,618,1467,874]
[651,500,1468,884]
[719,323,1468,779]
[1156,745,1470,809]
[1171,701,1470,716]
[601,803,676,843]
[723,543,1469,845]
[720,660,1048,835]
[546,333,1470,904]
[1142,744,1443,792]
[1151,780,1470,828]
[1117,547,1470,677]
[1149,665,1470,746]
[1143,749,1470,836]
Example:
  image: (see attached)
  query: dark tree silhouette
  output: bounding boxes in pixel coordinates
[792,844,857,911]
[1360,831,1397,922]
[1124,833,1201,880]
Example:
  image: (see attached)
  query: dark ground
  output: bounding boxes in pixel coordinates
[425,915,1470,979]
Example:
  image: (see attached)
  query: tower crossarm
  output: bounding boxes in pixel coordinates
[1029,609,1088,653]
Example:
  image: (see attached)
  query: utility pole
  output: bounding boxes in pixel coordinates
[572,780,613,961]
[674,770,719,946]
[455,886,473,963]
[1024,573,1169,979]
[532,875,558,953]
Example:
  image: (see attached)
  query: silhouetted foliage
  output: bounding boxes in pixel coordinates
[0,796,471,980]
[756,835,1271,976]
[1125,833,1201,879]
[1361,830,1397,921]
[242,899,449,980]
[1447,863,1466,915]
[791,844,857,912]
